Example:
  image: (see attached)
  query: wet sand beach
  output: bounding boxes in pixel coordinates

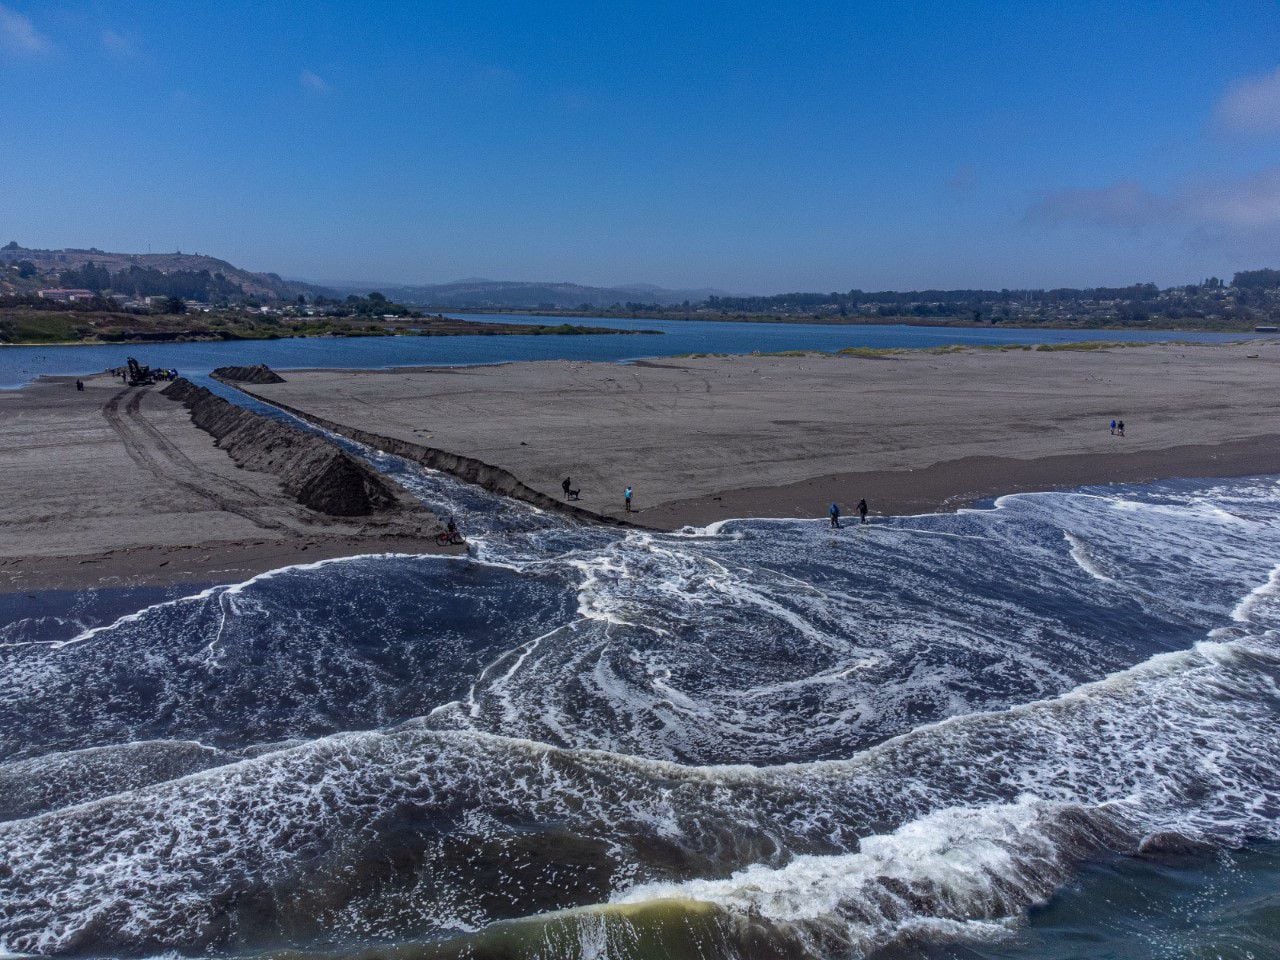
[240,342,1280,528]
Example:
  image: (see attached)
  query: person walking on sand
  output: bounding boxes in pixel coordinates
[562,476,572,499]
[829,502,841,529]
[1110,419,1116,435]
[1117,420,1125,437]
[624,486,633,512]
[858,498,868,524]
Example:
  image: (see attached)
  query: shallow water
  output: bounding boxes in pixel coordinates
[0,314,1261,388]
[1,445,1278,958]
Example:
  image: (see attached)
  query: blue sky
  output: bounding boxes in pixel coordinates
[2,1,1279,292]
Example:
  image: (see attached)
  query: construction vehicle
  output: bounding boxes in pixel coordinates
[126,357,155,386]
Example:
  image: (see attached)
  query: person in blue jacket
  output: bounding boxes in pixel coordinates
[829,502,841,528]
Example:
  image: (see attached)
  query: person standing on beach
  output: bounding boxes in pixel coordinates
[857,498,868,524]
[829,502,841,528]
[1110,419,1116,435]
[624,486,633,512]
[562,476,572,499]
[1117,420,1125,437]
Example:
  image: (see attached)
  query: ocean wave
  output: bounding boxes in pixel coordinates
[1,471,1278,957]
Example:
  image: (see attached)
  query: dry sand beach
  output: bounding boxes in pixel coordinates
[240,342,1280,528]
[0,375,448,591]
[5,342,1277,592]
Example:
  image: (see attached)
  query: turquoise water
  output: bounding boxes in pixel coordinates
[0,314,1261,388]
[930,842,1280,960]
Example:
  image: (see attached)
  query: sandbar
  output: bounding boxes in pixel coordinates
[239,342,1280,528]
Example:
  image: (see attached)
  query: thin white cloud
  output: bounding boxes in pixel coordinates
[1186,166,1280,228]
[299,69,329,94]
[1028,167,1280,234]
[101,28,133,57]
[1027,180,1175,229]
[1215,65,1280,135]
[0,3,51,54]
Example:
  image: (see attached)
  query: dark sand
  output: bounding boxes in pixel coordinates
[0,375,453,592]
[242,342,1280,528]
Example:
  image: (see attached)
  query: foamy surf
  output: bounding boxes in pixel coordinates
[1,469,1279,958]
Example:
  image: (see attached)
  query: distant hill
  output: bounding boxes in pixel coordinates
[0,242,327,301]
[347,279,729,310]
[0,242,725,308]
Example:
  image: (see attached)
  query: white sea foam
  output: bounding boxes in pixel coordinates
[616,796,1078,940]
[1063,531,1118,584]
[3,470,1280,956]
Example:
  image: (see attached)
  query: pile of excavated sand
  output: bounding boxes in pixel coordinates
[211,364,286,385]
[163,378,398,516]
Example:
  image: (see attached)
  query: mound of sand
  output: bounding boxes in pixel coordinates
[162,379,396,516]
[211,364,286,385]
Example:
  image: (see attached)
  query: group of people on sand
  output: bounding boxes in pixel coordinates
[562,476,636,515]
[829,498,869,529]
[1109,418,1126,437]
[561,474,870,526]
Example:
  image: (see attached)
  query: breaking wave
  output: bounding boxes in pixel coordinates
[1,457,1278,958]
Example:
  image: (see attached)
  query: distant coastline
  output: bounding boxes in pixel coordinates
[0,310,656,346]
[441,305,1266,333]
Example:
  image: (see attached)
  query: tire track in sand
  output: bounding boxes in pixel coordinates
[102,387,289,532]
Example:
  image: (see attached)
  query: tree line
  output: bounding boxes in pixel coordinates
[55,262,245,302]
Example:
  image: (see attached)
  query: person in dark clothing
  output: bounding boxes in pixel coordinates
[562,476,572,499]
[857,498,868,524]
[829,502,841,528]
[1117,420,1125,437]
[624,486,633,512]
[75,380,84,391]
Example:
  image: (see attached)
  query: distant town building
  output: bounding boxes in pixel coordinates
[39,288,97,303]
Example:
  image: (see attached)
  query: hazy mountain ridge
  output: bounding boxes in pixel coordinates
[1,242,723,307]
[5,242,1278,329]
[0,243,326,301]
[339,279,730,309]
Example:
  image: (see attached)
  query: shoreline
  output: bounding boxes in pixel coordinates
[0,328,1264,394]
[239,380,1280,530]
[641,440,1280,529]
[240,345,1280,531]
[12,458,1276,595]
[7,342,1280,593]
[444,308,1270,333]
[2,533,462,594]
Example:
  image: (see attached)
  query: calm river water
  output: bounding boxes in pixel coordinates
[0,314,1262,388]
